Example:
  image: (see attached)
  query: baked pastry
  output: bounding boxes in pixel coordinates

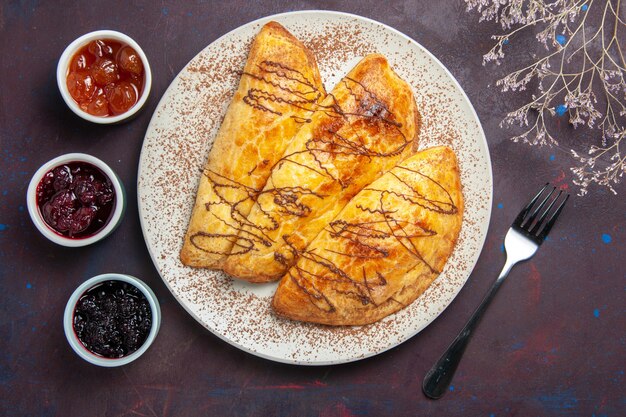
[180,22,325,267]
[222,54,420,282]
[272,146,463,325]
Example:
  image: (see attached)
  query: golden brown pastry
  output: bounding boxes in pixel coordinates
[272,146,463,325]
[180,22,325,268]
[222,54,420,282]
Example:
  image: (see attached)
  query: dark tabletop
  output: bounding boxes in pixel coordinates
[1,1,624,416]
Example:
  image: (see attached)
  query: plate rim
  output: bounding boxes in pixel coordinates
[137,9,493,366]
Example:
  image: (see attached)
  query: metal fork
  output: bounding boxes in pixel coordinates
[422,184,569,399]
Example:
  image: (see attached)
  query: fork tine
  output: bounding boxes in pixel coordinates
[513,183,549,226]
[537,193,570,240]
[530,190,562,235]
[523,186,556,228]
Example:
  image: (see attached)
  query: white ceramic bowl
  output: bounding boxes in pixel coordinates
[57,29,152,124]
[27,153,126,247]
[64,273,161,367]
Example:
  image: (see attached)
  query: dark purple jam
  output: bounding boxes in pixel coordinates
[36,161,115,238]
[73,280,152,358]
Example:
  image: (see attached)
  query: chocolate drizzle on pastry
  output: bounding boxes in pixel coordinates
[242,61,322,115]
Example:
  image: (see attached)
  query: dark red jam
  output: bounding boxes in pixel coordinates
[36,161,115,238]
[73,280,152,358]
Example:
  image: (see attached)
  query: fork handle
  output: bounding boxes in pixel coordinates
[422,260,516,399]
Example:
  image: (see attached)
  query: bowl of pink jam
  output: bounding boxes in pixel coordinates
[27,153,125,247]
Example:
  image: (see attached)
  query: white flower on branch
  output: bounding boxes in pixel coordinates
[602,70,626,96]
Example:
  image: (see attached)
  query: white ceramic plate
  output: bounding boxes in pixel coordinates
[138,11,492,365]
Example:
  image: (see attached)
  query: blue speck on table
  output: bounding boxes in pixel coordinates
[511,341,525,350]
[556,34,567,46]
[602,233,612,244]
[549,154,555,161]
[497,203,503,209]
[537,387,579,410]
[555,104,567,116]
[593,308,600,318]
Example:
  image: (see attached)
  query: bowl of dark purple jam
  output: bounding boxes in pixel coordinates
[64,273,161,367]
[27,153,125,247]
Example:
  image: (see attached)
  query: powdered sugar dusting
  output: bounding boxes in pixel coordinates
[138,11,492,365]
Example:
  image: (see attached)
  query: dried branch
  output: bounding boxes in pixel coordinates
[466,0,626,195]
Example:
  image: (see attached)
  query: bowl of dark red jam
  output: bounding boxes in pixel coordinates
[64,273,161,367]
[57,30,152,124]
[27,153,125,247]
